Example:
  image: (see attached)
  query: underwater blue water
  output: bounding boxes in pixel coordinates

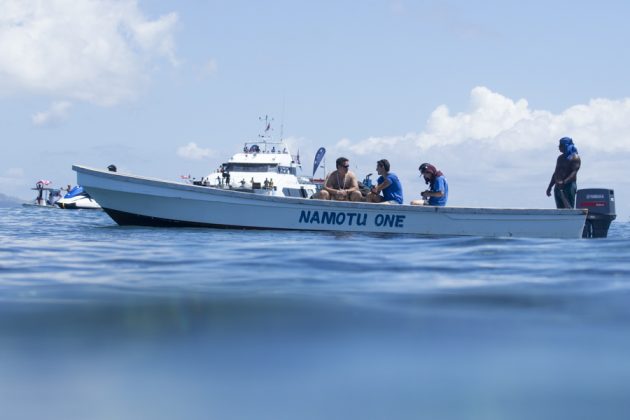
[1,206,630,420]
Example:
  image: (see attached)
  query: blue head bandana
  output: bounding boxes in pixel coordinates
[559,137,578,160]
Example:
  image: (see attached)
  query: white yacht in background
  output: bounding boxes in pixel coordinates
[194,122,318,198]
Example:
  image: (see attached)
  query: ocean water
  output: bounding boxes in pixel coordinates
[1,206,629,420]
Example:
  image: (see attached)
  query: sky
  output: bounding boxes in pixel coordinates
[1,0,629,219]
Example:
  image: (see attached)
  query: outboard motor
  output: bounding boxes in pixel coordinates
[358,173,373,198]
[362,173,373,189]
[576,188,616,238]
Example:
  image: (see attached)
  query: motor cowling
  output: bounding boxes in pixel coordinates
[576,188,616,238]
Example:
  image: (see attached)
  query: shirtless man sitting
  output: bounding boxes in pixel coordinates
[313,157,363,201]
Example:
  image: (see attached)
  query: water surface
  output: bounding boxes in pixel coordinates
[1,207,629,420]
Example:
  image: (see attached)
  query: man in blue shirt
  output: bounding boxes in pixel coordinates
[367,159,404,204]
[411,163,448,206]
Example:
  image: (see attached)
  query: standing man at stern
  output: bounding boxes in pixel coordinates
[546,137,581,208]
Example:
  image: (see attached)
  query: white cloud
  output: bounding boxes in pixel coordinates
[32,101,72,126]
[177,142,214,160]
[340,86,630,156]
[132,11,178,66]
[334,87,630,217]
[0,0,178,106]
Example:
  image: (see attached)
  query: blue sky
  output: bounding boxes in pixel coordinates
[1,0,629,219]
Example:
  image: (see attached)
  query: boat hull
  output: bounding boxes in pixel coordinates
[74,165,588,239]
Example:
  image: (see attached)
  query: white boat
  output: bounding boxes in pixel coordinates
[193,137,318,199]
[73,165,588,239]
[56,186,102,209]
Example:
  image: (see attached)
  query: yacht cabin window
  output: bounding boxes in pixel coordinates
[225,163,278,172]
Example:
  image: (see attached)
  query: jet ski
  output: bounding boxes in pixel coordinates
[56,186,101,209]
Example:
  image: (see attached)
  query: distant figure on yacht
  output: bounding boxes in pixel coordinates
[546,137,581,208]
[366,159,403,204]
[313,157,362,201]
[411,163,448,206]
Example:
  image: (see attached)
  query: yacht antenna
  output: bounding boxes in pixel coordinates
[258,115,273,140]
[280,97,286,140]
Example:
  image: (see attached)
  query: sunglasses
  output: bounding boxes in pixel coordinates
[342,165,350,169]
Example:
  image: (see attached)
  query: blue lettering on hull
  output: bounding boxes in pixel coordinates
[299,210,405,228]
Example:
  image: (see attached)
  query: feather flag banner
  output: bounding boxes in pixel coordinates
[312,147,326,177]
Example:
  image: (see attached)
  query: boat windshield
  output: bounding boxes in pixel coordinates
[226,163,278,172]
